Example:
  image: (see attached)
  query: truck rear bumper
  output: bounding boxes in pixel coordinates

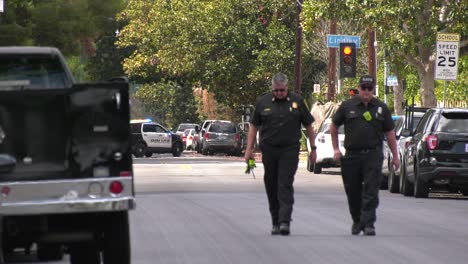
[0,177,135,215]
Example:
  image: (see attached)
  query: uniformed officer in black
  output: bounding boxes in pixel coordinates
[330,75,400,236]
[244,72,317,236]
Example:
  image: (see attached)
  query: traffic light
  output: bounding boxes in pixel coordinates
[339,42,357,79]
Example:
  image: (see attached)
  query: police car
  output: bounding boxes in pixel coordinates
[130,119,184,157]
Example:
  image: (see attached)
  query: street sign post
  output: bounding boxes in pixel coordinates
[327,35,361,48]
[435,33,460,80]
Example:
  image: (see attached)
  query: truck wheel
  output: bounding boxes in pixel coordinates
[37,243,64,261]
[102,211,130,264]
[69,242,100,264]
[133,142,146,158]
[172,142,183,157]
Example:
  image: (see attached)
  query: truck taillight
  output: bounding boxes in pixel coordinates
[110,181,123,195]
[425,135,438,150]
[119,171,132,177]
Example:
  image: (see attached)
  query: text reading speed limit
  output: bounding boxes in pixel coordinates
[435,33,460,80]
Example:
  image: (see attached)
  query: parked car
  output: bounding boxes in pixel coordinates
[380,116,404,190]
[306,118,345,174]
[174,123,200,137]
[400,108,468,198]
[184,128,196,150]
[201,120,242,156]
[195,119,216,153]
[381,110,427,192]
[130,120,184,157]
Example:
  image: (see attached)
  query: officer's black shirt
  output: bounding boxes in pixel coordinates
[251,91,314,147]
[332,96,394,150]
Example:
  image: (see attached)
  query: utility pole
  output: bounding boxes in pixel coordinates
[368,29,376,77]
[293,0,303,94]
[327,19,337,101]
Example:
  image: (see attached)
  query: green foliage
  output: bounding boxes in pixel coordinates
[118,0,326,117]
[0,0,125,55]
[133,81,199,129]
[302,0,467,107]
[66,56,90,82]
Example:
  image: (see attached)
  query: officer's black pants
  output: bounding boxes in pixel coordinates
[261,144,299,225]
[340,150,383,227]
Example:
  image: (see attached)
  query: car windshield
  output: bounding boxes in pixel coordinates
[178,124,195,132]
[322,122,344,134]
[436,112,468,133]
[0,55,68,89]
[209,122,236,133]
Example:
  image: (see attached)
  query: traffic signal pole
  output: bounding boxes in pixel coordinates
[327,20,337,101]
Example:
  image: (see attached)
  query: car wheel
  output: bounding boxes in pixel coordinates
[380,176,388,190]
[306,156,313,172]
[172,142,183,157]
[144,152,152,158]
[388,161,400,193]
[133,142,146,158]
[414,164,429,198]
[400,164,414,196]
[202,145,209,155]
[313,162,322,174]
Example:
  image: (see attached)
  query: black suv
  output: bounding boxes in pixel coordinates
[401,108,468,198]
[130,120,184,157]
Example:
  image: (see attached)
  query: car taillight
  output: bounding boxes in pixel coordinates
[425,135,438,150]
[188,136,193,140]
[109,181,123,195]
[119,171,132,177]
[1,186,10,197]
[205,133,210,139]
[235,133,240,141]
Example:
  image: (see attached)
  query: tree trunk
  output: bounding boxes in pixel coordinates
[417,63,437,108]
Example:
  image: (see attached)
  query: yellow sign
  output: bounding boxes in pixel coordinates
[437,33,460,42]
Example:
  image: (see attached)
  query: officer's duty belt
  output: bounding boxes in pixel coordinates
[346,146,380,154]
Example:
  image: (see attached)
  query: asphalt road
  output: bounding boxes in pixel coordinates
[8,151,468,264]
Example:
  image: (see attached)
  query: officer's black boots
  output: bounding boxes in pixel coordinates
[351,222,362,235]
[363,227,376,236]
[271,225,280,235]
[279,223,290,236]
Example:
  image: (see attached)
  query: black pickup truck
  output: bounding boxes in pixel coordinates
[0,47,135,263]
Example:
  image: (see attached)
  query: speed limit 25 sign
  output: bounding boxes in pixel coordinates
[435,33,460,80]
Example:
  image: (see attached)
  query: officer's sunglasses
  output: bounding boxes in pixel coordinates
[361,85,374,91]
[273,89,286,93]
